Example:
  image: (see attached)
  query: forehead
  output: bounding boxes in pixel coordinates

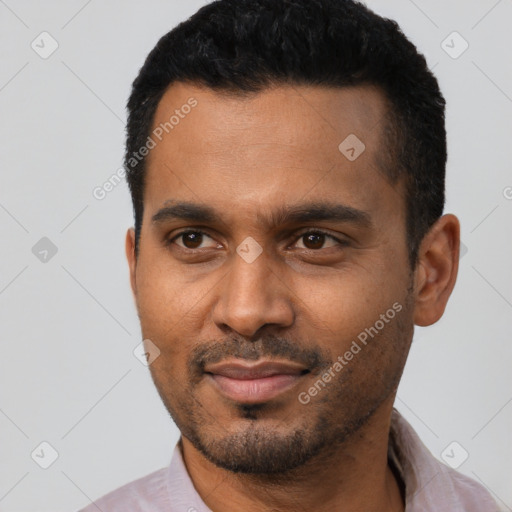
[150,82,387,159]
[143,82,402,223]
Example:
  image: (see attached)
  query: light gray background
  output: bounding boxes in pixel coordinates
[0,1,511,510]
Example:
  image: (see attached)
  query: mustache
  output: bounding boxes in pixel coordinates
[188,334,331,377]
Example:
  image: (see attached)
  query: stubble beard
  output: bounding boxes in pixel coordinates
[151,291,414,476]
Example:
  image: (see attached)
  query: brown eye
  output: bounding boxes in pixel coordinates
[302,232,326,249]
[294,230,342,250]
[181,232,203,249]
[170,230,219,250]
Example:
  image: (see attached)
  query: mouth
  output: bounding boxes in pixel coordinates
[204,359,310,404]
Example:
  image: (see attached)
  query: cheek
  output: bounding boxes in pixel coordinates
[299,264,406,353]
[135,253,200,327]
[134,256,219,366]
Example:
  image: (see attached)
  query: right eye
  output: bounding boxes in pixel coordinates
[167,230,221,251]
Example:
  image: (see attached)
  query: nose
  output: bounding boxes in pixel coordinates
[211,246,295,339]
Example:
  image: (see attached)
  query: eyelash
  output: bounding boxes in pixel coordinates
[167,229,348,251]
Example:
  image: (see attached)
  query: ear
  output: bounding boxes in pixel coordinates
[413,214,460,326]
[125,228,137,298]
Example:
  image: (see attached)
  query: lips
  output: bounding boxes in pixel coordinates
[204,360,309,404]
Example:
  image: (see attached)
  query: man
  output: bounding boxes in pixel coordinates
[80,0,499,510]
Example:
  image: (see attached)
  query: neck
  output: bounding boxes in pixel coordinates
[181,400,405,512]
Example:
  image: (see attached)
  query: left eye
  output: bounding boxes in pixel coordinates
[293,231,344,250]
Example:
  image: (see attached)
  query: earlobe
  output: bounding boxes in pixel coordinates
[125,228,137,298]
[413,214,460,327]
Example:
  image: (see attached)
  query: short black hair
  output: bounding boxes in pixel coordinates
[125,0,446,266]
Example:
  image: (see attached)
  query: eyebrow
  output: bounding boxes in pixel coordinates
[151,200,372,230]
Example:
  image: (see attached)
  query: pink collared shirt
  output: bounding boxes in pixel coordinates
[77,409,499,511]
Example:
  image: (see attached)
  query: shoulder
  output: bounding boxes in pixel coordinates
[389,408,499,511]
[77,466,170,512]
[441,467,500,512]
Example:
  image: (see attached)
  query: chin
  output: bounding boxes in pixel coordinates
[185,414,331,475]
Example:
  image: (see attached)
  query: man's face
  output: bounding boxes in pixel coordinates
[127,83,416,473]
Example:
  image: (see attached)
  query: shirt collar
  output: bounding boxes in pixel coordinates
[165,408,495,511]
